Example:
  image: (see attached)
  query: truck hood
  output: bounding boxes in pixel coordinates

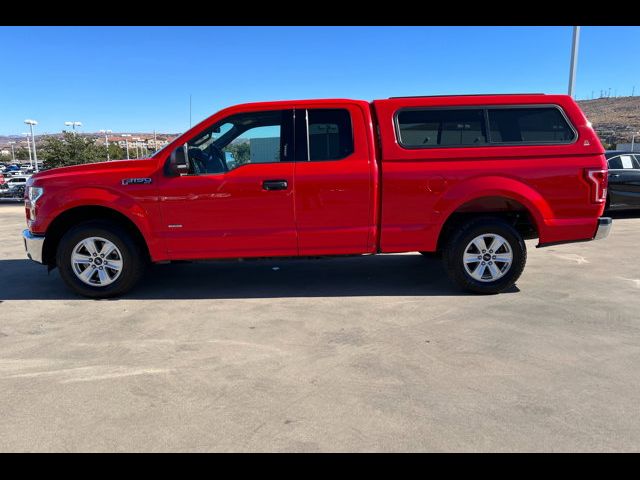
[30,158,158,183]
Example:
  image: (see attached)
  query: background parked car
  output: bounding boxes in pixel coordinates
[0,175,30,200]
[605,151,640,211]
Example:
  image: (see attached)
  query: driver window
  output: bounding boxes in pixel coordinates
[185,109,293,175]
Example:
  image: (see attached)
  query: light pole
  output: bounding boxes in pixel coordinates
[64,121,82,134]
[22,133,33,168]
[122,134,131,160]
[100,129,112,161]
[7,141,16,162]
[568,26,580,98]
[133,137,141,158]
[24,119,39,173]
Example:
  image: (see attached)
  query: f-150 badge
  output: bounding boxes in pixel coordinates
[122,178,152,185]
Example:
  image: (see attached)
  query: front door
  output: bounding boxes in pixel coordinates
[159,109,297,259]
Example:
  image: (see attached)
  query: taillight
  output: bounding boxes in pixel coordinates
[585,168,608,203]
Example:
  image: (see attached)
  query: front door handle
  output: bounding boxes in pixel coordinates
[262,180,288,191]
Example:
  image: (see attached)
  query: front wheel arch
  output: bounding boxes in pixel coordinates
[42,205,150,268]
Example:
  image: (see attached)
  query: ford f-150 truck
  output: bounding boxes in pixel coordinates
[23,94,611,298]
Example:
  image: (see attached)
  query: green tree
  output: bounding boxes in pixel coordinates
[14,146,31,161]
[40,132,106,169]
[226,141,250,165]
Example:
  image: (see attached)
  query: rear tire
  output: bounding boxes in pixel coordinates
[442,217,526,294]
[56,220,147,298]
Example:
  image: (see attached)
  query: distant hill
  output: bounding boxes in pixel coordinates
[577,96,640,147]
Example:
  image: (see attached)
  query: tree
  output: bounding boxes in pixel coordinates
[40,132,105,169]
[14,146,31,161]
[226,141,250,166]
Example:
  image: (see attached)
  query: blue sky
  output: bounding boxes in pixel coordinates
[1,26,638,135]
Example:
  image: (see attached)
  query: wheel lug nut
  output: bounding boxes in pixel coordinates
[93,253,97,256]
[100,254,104,258]
[477,255,482,259]
[482,250,486,253]
[92,265,96,269]
[99,266,103,270]
[489,250,493,253]
[489,261,493,265]
[481,262,485,265]
[492,255,496,259]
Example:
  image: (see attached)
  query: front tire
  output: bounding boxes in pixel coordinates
[442,217,526,294]
[56,220,147,298]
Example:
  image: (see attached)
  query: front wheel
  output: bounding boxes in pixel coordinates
[442,217,526,294]
[56,220,147,298]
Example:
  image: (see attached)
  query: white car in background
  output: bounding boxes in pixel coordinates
[0,174,31,200]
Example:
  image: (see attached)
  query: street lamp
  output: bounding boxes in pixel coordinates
[568,26,580,98]
[7,141,16,162]
[133,137,141,158]
[22,133,33,168]
[24,119,39,173]
[100,129,112,161]
[631,133,639,153]
[122,134,131,160]
[64,121,82,134]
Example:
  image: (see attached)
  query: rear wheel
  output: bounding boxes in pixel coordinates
[56,220,147,298]
[442,217,526,294]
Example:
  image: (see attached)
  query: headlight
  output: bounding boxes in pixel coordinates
[26,186,44,224]
[28,186,44,204]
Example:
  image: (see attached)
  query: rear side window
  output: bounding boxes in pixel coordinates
[307,109,354,161]
[396,109,487,147]
[488,107,576,144]
[395,105,576,148]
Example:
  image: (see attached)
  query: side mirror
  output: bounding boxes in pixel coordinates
[165,143,190,176]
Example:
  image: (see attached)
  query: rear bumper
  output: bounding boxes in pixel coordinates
[537,216,612,248]
[593,216,612,240]
[23,229,45,264]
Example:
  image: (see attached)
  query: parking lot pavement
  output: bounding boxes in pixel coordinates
[1,203,640,452]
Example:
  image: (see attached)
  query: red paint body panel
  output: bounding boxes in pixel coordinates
[26,94,606,264]
[293,101,377,255]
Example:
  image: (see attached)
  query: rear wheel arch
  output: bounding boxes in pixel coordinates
[435,195,541,252]
[42,205,151,268]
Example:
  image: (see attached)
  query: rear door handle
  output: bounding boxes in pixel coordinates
[262,180,288,191]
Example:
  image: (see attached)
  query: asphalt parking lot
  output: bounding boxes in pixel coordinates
[1,203,640,452]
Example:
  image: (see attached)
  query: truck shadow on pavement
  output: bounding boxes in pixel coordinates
[0,254,519,300]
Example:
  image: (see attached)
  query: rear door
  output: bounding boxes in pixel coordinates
[293,104,376,255]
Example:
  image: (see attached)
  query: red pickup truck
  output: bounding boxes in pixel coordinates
[23,94,611,298]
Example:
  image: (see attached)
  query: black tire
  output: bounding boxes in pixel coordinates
[56,220,147,298]
[442,217,526,294]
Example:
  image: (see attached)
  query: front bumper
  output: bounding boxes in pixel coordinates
[593,217,612,241]
[23,229,45,264]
